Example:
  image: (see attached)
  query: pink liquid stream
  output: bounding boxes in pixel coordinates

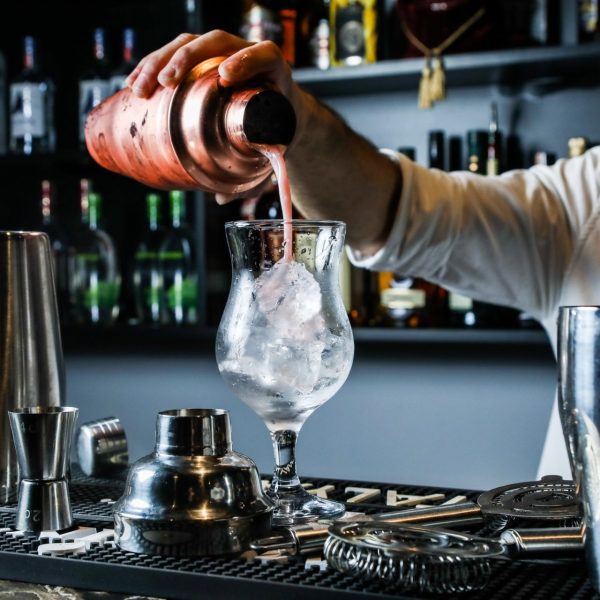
[260,145,294,263]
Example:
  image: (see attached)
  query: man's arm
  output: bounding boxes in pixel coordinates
[126,31,401,254]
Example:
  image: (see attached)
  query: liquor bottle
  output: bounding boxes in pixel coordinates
[38,180,72,323]
[330,0,378,67]
[376,272,446,328]
[310,15,331,70]
[0,51,6,154]
[486,102,502,176]
[448,136,463,171]
[568,136,588,158]
[428,130,445,170]
[466,129,487,175]
[397,146,415,161]
[9,35,55,155]
[79,28,111,149]
[279,1,300,67]
[530,150,556,166]
[579,0,599,42]
[72,182,121,326]
[447,130,480,327]
[159,190,198,325]
[240,3,282,46]
[132,193,164,325]
[348,265,379,326]
[109,28,137,96]
[470,107,518,329]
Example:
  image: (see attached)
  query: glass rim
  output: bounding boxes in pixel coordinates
[225,219,345,230]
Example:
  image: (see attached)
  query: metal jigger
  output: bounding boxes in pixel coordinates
[0,231,65,503]
[557,306,600,592]
[8,406,78,532]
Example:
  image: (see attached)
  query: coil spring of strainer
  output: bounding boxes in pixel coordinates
[324,522,505,594]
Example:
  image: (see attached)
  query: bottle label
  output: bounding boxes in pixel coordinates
[83,281,119,309]
[335,4,365,61]
[331,0,377,66]
[486,157,499,176]
[10,83,47,137]
[381,288,426,310]
[167,277,198,311]
[79,79,110,141]
[449,292,473,312]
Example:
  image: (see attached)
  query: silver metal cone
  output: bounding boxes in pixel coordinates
[557,305,600,592]
[0,231,65,501]
[9,406,78,481]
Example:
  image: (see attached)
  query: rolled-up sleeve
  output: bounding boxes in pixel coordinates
[348,149,600,321]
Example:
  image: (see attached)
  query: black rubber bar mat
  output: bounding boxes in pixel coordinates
[0,473,593,600]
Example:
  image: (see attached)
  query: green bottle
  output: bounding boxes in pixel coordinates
[133,193,163,324]
[159,190,198,324]
[72,183,121,325]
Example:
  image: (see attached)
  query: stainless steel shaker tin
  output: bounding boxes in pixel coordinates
[557,305,600,592]
[0,231,65,503]
[113,408,273,556]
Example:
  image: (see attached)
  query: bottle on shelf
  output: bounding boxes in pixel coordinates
[375,271,447,328]
[470,105,519,329]
[330,0,378,67]
[71,180,121,326]
[397,146,415,161]
[278,1,300,67]
[38,180,72,323]
[0,51,6,154]
[240,3,283,46]
[448,135,463,171]
[530,150,556,166]
[466,129,487,175]
[428,130,445,170]
[568,136,588,158]
[132,192,164,325]
[109,28,138,96]
[159,190,198,325]
[486,101,501,176]
[309,11,331,70]
[9,35,55,155]
[348,265,379,327]
[579,0,599,42]
[79,28,111,149]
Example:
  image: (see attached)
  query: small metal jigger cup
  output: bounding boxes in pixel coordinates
[9,406,78,532]
[557,305,600,592]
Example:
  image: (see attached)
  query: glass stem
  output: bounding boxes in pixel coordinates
[269,429,304,496]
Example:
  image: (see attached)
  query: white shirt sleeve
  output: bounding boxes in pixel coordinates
[348,148,600,323]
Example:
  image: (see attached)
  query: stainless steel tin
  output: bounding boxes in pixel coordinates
[557,305,600,591]
[114,408,273,556]
[0,231,65,502]
[77,416,128,477]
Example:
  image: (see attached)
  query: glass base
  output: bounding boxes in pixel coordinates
[269,486,346,526]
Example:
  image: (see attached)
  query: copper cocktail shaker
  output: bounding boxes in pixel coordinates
[84,56,296,194]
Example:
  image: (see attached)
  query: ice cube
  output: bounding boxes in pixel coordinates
[255,260,322,338]
[264,337,325,394]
